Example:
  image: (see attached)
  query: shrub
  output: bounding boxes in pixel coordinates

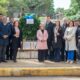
[19,14,40,40]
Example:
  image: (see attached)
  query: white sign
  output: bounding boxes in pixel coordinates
[26,19,34,24]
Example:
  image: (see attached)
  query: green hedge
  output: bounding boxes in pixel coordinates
[19,15,40,40]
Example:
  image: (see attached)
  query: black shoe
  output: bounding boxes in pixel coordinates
[2,60,7,63]
[10,59,13,60]
[6,58,9,60]
[13,60,17,63]
[10,57,12,60]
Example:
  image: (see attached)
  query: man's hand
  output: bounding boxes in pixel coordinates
[41,40,46,42]
[3,35,8,39]
[57,33,60,35]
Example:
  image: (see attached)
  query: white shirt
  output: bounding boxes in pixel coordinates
[14,27,20,38]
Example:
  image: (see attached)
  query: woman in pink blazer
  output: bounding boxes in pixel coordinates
[37,23,48,62]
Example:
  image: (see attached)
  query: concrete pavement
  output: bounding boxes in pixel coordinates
[0,59,80,76]
[0,77,80,80]
[0,59,80,68]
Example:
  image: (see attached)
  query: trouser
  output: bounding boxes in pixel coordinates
[38,50,48,62]
[6,44,13,60]
[49,49,54,61]
[45,50,49,60]
[12,37,19,61]
[67,51,74,61]
[12,48,18,61]
[0,46,6,61]
[65,51,68,61]
[54,48,61,62]
[74,50,77,61]
[78,46,80,60]
[61,41,65,61]
[47,42,54,61]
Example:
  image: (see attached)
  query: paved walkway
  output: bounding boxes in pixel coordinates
[0,59,80,68]
[0,59,80,76]
[0,77,80,80]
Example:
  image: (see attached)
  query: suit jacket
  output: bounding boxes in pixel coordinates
[12,27,23,48]
[7,22,14,39]
[61,24,67,34]
[46,21,55,48]
[76,25,80,47]
[0,22,11,46]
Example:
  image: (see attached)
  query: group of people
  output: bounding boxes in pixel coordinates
[0,13,80,64]
[0,14,22,63]
[37,16,80,64]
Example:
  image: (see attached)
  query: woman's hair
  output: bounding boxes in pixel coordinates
[55,20,61,27]
[13,20,19,27]
[39,23,45,29]
[68,21,74,27]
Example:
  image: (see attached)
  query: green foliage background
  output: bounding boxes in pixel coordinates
[0,0,54,17]
[65,0,80,20]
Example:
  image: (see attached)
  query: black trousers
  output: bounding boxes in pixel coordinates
[6,44,13,60]
[47,42,54,61]
[74,50,78,61]
[12,37,19,61]
[54,48,61,62]
[38,50,48,62]
[0,46,6,61]
[12,48,18,61]
[61,41,65,61]
[49,49,54,61]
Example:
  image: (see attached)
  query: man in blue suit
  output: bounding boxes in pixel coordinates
[0,15,11,63]
[6,17,14,60]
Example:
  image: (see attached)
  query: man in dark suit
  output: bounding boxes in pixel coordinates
[0,15,11,63]
[74,20,79,62]
[61,19,67,61]
[76,20,80,60]
[6,17,14,60]
[45,16,55,61]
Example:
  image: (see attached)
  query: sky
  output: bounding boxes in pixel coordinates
[54,0,71,9]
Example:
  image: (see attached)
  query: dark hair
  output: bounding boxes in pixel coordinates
[68,21,74,27]
[47,15,52,18]
[13,20,19,27]
[66,23,69,27]
[55,21,61,27]
[0,13,3,16]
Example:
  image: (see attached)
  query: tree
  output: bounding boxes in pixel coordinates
[70,0,80,15]
[65,0,80,17]
[0,0,9,15]
[34,0,54,16]
[71,0,80,12]
[8,0,54,17]
[55,8,65,15]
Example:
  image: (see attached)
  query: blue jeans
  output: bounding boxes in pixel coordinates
[54,48,61,62]
[67,51,74,61]
[78,46,80,60]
